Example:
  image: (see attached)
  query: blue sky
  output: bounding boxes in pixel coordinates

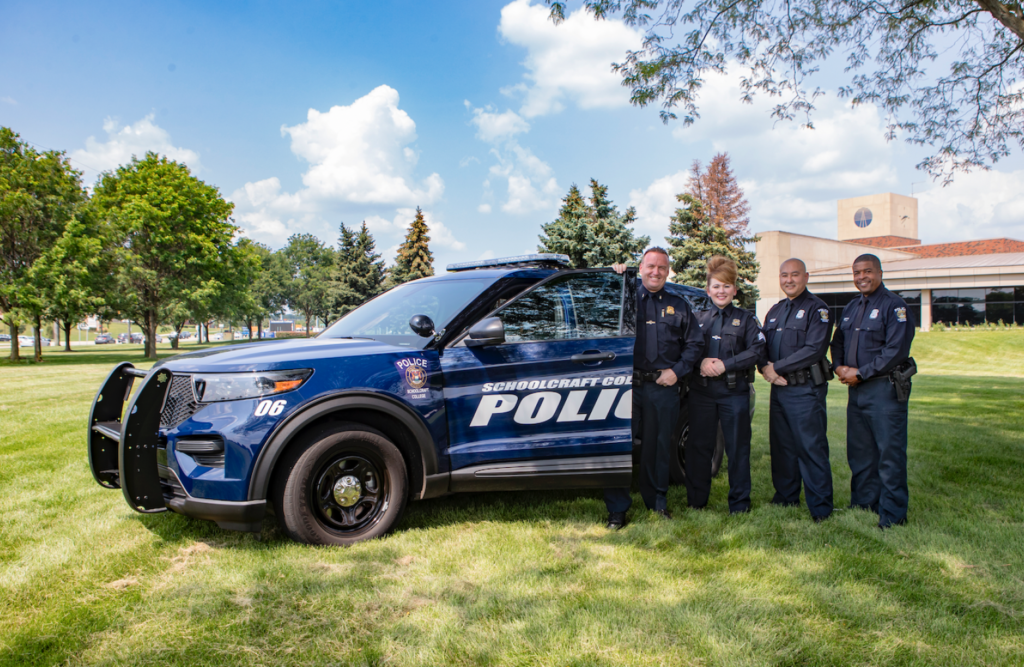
[4,0,1024,272]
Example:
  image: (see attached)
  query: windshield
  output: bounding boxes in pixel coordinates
[321,278,493,347]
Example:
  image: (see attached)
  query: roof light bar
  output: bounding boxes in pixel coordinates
[446,254,571,272]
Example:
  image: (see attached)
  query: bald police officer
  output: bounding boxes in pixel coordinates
[760,258,835,522]
[604,248,704,528]
[831,253,915,529]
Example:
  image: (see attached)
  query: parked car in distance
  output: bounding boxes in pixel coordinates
[94,334,115,344]
[178,331,193,340]
[17,335,50,346]
[0,333,10,342]
[210,333,223,341]
[164,332,177,340]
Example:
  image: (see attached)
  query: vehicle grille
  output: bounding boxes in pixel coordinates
[160,375,203,429]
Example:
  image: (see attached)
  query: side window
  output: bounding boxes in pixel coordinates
[498,272,625,342]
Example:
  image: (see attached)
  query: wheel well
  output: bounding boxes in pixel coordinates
[266,408,425,509]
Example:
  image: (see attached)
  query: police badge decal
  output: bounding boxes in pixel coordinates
[895,307,907,323]
[395,357,429,399]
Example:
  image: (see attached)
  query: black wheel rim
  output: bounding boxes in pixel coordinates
[312,454,390,534]
[676,423,689,471]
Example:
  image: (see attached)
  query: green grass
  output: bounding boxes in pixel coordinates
[1,334,1023,665]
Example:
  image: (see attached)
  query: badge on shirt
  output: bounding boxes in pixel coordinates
[870,309,879,319]
[666,306,674,315]
[895,307,907,322]
[796,309,805,319]
[818,308,829,323]
[757,332,765,342]
[732,318,741,326]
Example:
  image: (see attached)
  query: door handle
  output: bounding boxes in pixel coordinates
[571,351,616,364]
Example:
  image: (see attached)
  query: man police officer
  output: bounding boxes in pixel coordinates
[831,254,915,529]
[604,247,704,528]
[759,258,835,522]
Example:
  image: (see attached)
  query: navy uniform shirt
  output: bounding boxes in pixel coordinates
[694,302,766,372]
[830,283,915,380]
[760,288,833,375]
[635,283,704,378]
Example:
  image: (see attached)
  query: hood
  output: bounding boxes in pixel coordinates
[155,337,410,373]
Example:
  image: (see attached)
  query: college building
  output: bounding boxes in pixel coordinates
[754,192,1024,331]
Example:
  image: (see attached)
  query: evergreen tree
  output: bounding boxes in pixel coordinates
[537,180,649,268]
[695,153,751,237]
[333,221,385,316]
[665,194,760,309]
[386,207,434,286]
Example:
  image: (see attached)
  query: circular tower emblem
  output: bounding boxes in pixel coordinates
[854,207,873,228]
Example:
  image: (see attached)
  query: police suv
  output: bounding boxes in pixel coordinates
[87,255,735,546]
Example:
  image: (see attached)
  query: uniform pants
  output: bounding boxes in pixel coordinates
[604,381,679,513]
[769,382,833,518]
[847,377,910,528]
[686,381,751,512]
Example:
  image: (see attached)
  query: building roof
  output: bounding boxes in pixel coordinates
[810,252,1024,276]
[852,235,922,248]
[903,238,1024,258]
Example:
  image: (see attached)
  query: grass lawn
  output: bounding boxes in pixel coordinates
[1,332,1023,666]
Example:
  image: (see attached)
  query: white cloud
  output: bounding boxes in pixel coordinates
[470,106,530,142]
[231,86,445,246]
[489,143,561,214]
[630,69,904,240]
[72,114,201,178]
[1,96,16,105]
[498,0,642,118]
[916,170,1024,242]
[478,203,492,214]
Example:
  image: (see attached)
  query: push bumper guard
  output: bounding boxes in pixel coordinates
[87,363,265,532]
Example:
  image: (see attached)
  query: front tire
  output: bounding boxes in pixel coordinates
[276,424,408,546]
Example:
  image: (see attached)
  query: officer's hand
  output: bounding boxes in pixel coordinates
[762,362,779,383]
[700,358,717,377]
[836,366,860,386]
[704,359,726,377]
[772,376,788,386]
[656,368,678,386]
[610,263,628,274]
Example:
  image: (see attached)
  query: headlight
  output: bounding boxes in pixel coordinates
[192,369,313,403]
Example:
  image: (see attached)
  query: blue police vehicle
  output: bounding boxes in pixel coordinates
[87,254,735,546]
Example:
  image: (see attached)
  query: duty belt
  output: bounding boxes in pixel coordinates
[783,357,834,386]
[633,370,662,383]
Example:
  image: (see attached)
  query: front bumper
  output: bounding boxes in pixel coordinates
[87,363,266,532]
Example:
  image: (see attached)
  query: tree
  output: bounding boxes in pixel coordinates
[0,127,85,361]
[666,194,760,308]
[29,211,108,352]
[386,207,434,286]
[538,179,650,268]
[550,1,1024,181]
[332,221,386,318]
[92,152,236,359]
[282,233,334,337]
[687,154,751,238]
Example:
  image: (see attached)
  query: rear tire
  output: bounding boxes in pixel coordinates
[669,405,725,485]
[276,423,408,546]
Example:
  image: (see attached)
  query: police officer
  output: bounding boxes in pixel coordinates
[830,253,915,529]
[760,258,834,522]
[686,256,765,513]
[604,247,703,528]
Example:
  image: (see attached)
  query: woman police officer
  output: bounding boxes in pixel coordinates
[685,256,766,513]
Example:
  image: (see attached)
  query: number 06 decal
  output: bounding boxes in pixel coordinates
[255,399,287,417]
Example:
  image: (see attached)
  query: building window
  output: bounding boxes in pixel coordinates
[930,287,1024,325]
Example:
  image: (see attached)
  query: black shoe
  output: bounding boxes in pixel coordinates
[878,518,907,530]
[652,508,673,520]
[772,500,799,508]
[605,512,627,530]
[730,507,751,515]
[813,513,831,523]
[688,504,707,511]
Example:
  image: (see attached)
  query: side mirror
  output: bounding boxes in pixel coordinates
[465,317,505,347]
[409,314,435,338]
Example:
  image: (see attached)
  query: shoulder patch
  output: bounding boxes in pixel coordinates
[895,307,907,322]
[818,308,829,323]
